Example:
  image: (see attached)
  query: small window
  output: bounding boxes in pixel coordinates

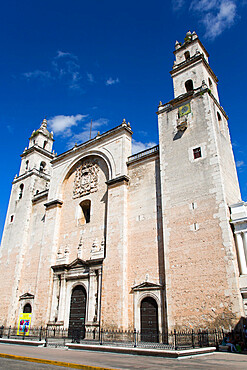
[10,215,14,223]
[193,147,201,159]
[208,78,212,87]
[217,112,222,123]
[23,303,32,313]
[43,141,48,149]
[184,51,190,60]
[185,79,194,92]
[19,184,24,199]
[25,160,29,170]
[40,161,46,172]
[79,200,91,224]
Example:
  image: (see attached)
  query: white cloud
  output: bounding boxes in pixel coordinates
[55,50,78,60]
[106,77,120,86]
[87,73,95,83]
[22,51,82,90]
[172,0,186,11]
[66,118,109,148]
[173,0,241,39]
[131,139,157,155]
[48,114,87,135]
[203,1,236,39]
[236,160,245,168]
[22,70,52,80]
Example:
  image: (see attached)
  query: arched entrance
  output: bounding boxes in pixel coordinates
[68,285,87,340]
[23,303,32,313]
[140,297,159,342]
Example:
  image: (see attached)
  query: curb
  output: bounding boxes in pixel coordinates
[67,343,216,358]
[0,353,115,370]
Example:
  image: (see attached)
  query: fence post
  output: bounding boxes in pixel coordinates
[7,326,11,339]
[134,328,137,348]
[191,329,195,348]
[214,329,219,350]
[45,326,48,347]
[174,329,177,350]
[39,326,42,342]
[100,328,103,345]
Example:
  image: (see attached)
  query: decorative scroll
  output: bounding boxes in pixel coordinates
[73,162,99,198]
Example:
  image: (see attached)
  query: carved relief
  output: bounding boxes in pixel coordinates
[73,162,99,198]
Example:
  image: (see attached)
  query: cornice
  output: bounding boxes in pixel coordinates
[170,54,218,83]
[21,145,55,160]
[44,199,63,209]
[51,124,133,165]
[157,87,228,120]
[106,175,130,187]
[12,169,50,184]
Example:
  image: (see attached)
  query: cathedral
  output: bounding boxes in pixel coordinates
[1,31,247,338]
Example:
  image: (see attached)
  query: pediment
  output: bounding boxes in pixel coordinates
[67,258,88,270]
[19,292,34,300]
[131,281,162,292]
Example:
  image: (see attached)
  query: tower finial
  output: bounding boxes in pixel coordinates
[41,118,47,129]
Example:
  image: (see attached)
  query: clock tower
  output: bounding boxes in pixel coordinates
[157,31,243,329]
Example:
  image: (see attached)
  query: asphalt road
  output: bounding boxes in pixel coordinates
[0,357,68,369]
[0,343,247,369]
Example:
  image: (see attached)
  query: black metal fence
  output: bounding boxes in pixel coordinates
[0,325,246,350]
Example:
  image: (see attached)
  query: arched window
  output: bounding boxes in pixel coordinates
[79,200,91,224]
[40,161,46,172]
[185,79,194,92]
[208,77,212,87]
[43,141,48,149]
[25,160,29,170]
[184,51,190,60]
[23,303,32,313]
[19,184,24,199]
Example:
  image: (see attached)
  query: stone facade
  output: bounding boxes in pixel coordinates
[0,31,246,334]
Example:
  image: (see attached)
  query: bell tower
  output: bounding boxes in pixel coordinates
[171,31,219,102]
[157,32,243,329]
[0,118,55,325]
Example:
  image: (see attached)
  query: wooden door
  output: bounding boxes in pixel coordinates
[140,297,158,342]
[68,285,87,339]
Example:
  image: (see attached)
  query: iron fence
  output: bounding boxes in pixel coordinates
[0,325,245,350]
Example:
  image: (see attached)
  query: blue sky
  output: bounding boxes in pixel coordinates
[0,0,247,239]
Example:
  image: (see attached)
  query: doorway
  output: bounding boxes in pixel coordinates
[68,285,87,339]
[140,297,158,342]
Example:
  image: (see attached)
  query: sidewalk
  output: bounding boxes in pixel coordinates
[0,343,247,369]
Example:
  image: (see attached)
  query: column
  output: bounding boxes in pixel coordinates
[242,232,247,265]
[49,275,59,322]
[87,269,97,323]
[236,233,247,275]
[57,274,66,322]
[97,268,102,322]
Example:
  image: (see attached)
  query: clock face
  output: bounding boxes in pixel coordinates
[179,103,191,117]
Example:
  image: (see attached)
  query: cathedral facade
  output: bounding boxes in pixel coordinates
[1,32,246,336]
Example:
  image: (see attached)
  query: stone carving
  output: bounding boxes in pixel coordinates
[73,162,99,199]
